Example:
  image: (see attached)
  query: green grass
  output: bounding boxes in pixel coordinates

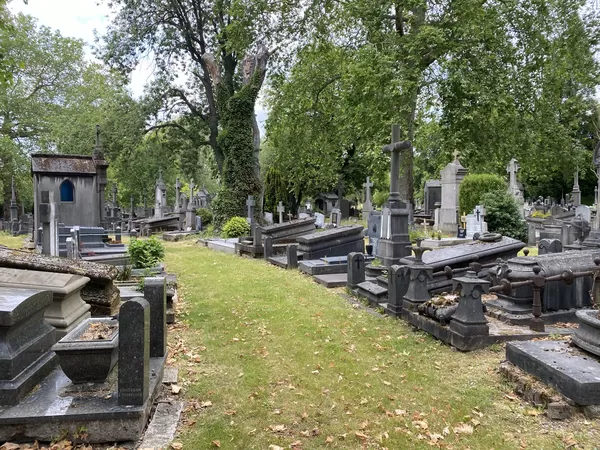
[165,241,598,449]
[0,231,25,249]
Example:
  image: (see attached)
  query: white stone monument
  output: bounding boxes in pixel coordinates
[439,151,468,233]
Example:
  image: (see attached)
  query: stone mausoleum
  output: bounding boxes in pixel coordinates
[31,128,108,237]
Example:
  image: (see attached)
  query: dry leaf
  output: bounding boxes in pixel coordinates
[471,419,481,427]
[453,423,474,435]
[325,436,334,443]
[395,409,407,416]
[171,443,183,450]
[268,446,284,450]
[269,424,287,433]
[355,431,369,441]
[201,401,213,408]
[525,409,541,416]
[171,385,182,394]
[289,440,303,448]
[212,440,221,448]
[0,444,21,450]
[359,420,369,430]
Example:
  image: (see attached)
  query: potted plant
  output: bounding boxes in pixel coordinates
[52,318,119,384]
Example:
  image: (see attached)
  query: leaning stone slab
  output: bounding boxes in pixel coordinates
[0,246,119,316]
[506,340,600,405]
[0,268,91,340]
[0,288,57,406]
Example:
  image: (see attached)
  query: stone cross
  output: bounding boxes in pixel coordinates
[506,158,520,196]
[363,177,373,212]
[10,176,18,221]
[246,195,256,222]
[475,206,480,222]
[277,201,285,223]
[382,124,411,207]
[453,149,460,161]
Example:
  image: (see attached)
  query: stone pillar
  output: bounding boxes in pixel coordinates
[527,222,537,246]
[286,244,298,270]
[449,271,490,347]
[346,252,365,289]
[49,191,58,257]
[247,195,256,231]
[362,176,373,221]
[263,236,273,261]
[9,176,19,236]
[143,277,167,358]
[115,226,122,243]
[401,263,433,311]
[386,265,409,317]
[118,298,150,406]
[572,168,581,207]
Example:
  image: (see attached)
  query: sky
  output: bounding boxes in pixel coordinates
[8,0,268,128]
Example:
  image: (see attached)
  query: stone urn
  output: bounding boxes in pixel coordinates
[51,317,119,383]
[572,310,600,357]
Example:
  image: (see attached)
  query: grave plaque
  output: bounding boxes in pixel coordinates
[143,277,167,358]
[118,298,150,406]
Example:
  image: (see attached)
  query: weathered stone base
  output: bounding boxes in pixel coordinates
[486,300,579,326]
[0,356,166,443]
[506,340,600,405]
[0,352,58,406]
[401,310,552,351]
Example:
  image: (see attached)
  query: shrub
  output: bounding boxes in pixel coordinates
[459,174,507,215]
[481,190,527,242]
[222,216,250,238]
[128,236,165,269]
[531,210,551,219]
[196,208,213,227]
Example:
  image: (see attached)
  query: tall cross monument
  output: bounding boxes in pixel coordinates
[378,124,412,267]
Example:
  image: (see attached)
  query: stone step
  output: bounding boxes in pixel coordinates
[356,281,388,307]
[376,275,388,289]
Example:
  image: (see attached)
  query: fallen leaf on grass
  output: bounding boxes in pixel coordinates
[395,409,407,416]
[355,431,369,441]
[171,443,183,450]
[453,423,474,435]
[212,440,221,447]
[269,424,287,433]
[268,446,284,450]
[525,409,541,416]
[325,436,334,443]
[171,385,181,394]
[201,401,213,408]
[289,440,303,448]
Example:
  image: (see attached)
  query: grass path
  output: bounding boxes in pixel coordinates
[166,241,598,449]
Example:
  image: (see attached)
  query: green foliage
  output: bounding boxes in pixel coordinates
[195,208,213,227]
[480,190,527,242]
[531,210,551,219]
[127,237,165,269]
[222,217,250,239]
[409,228,427,242]
[459,174,507,216]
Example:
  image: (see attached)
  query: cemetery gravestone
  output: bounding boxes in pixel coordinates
[378,124,411,266]
[347,253,365,288]
[143,277,167,358]
[118,298,150,406]
[439,152,468,233]
[315,212,325,228]
[362,177,374,219]
[277,201,285,224]
[330,208,342,227]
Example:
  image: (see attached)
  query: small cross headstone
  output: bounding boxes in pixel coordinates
[347,252,365,288]
[277,201,285,223]
[143,277,167,358]
[118,298,150,406]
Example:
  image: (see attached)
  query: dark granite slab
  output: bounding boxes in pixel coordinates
[0,356,166,442]
[506,340,600,405]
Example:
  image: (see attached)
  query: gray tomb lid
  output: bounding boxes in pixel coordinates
[0,287,52,326]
